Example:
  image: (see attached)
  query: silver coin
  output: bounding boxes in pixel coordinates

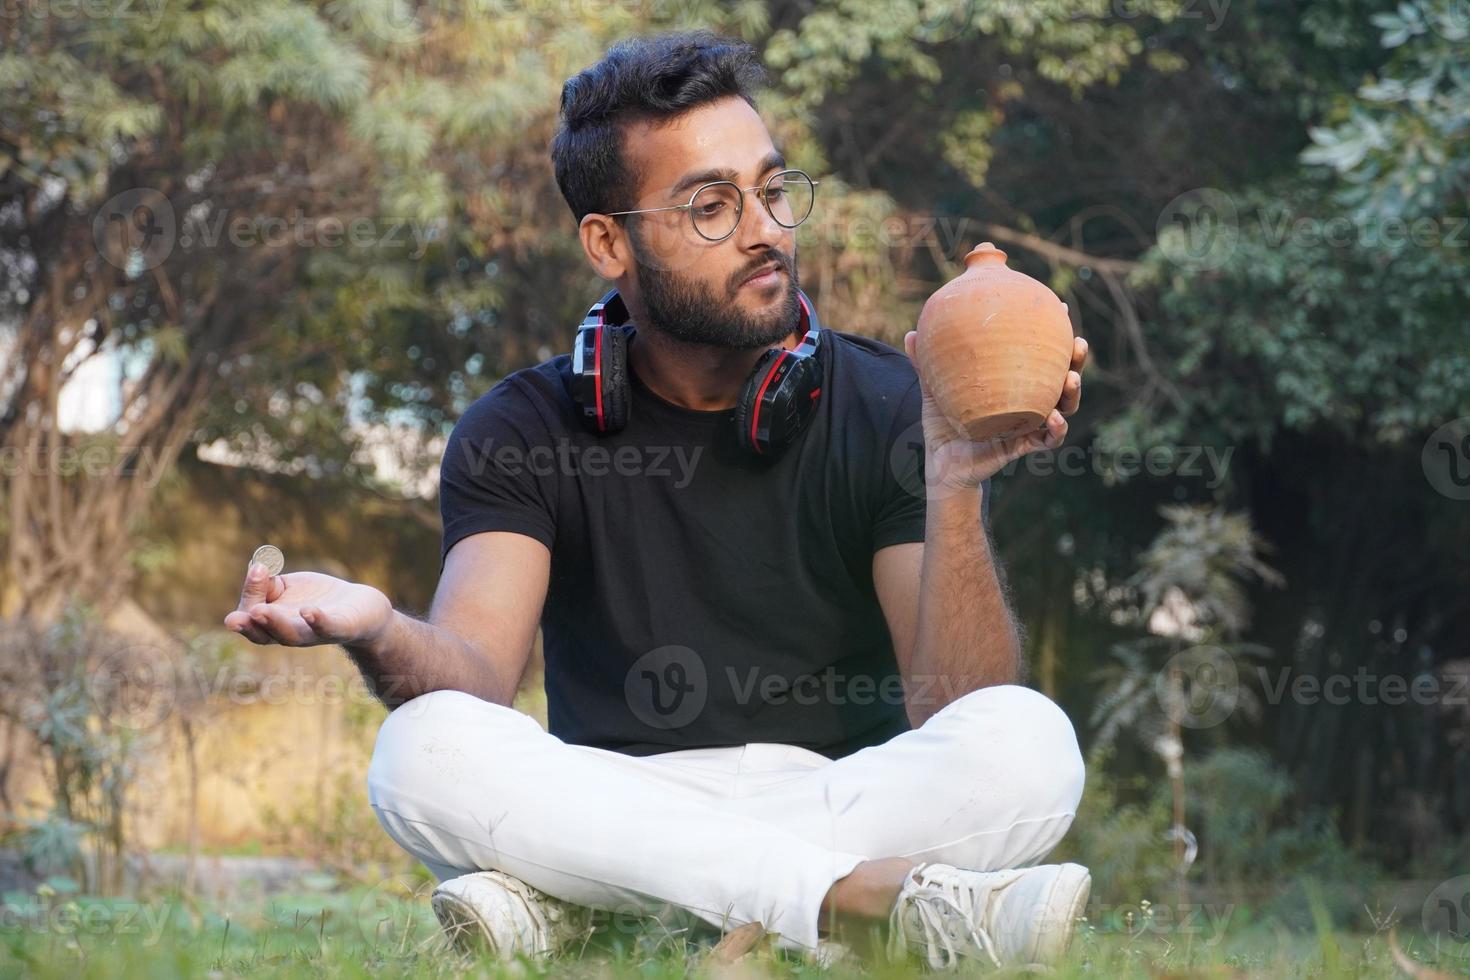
[249,544,285,576]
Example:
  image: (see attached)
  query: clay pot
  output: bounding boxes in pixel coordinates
[914,242,1074,441]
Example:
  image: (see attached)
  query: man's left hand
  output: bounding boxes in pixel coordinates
[902,332,1088,493]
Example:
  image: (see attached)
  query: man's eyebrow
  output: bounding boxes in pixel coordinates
[668,150,787,199]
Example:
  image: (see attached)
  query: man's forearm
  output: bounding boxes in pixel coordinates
[906,484,1022,726]
[345,609,518,710]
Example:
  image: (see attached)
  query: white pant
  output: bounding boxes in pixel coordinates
[366,684,1085,952]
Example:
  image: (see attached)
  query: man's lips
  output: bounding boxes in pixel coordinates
[740,264,784,287]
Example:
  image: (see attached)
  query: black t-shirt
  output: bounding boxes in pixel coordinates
[437,326,986,759]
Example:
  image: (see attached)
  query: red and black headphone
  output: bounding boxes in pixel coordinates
[570,288,825,456]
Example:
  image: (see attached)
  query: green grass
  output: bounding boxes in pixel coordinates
[2,885,1468,978]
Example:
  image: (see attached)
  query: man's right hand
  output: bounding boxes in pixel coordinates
[224,563,394,648]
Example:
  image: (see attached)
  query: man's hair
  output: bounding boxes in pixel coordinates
[550,30,767,223]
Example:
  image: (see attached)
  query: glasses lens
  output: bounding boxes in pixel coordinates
[690,182,742,240]
[764,171,814,228]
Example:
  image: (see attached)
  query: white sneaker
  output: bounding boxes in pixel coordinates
[431,870,588,958]
[887,862,1091,969]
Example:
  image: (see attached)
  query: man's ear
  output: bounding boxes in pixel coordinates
[580,213,629,280]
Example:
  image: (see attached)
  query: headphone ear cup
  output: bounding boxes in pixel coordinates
[733,348,784,455]
[600,324,631,433]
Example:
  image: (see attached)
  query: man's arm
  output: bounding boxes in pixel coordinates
[344,531,550,708]
[873,487,1021,728]
[225,530,550,710]
[872,331,1086,727]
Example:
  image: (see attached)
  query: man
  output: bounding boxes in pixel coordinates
[223,30,1091,970]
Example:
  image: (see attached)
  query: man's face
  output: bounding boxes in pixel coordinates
[618,96,801,350]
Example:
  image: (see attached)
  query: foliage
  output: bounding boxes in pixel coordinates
[763,0,1184,103]
[10,813,90,883]
[1303,0,1470,221]
[1090,637,1272,752]
[0,606,233,893]
[0,605,161,891]
[1119,180,1470,453]
[1183,747,1375,928]
[260,772,415,884]
[1078,0,1470,858]
[1131,505,1285,636]
[1054,745,1177,904]
[3,0,1468,880]
[1060,744,1379,933]
[0,0,1190,616]
[1099,0,1470,456]
[0,880,1460,978]
[1091,506,1280,751]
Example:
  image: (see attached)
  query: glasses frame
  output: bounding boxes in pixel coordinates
[605,168,819,242]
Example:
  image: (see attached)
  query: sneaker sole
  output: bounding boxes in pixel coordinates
[431,890,499,956]
[1028,864,1091,964]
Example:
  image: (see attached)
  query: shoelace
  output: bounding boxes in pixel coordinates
[886,863,1001,969]
[500,875,557,951]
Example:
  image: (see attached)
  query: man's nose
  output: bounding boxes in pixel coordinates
[735,189,786,250]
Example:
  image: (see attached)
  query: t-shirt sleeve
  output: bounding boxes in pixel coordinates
[437,379,558,571]
[871,376,991,552]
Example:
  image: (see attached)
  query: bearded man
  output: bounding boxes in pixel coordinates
[225,29,1092,970]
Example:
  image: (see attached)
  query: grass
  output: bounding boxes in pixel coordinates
[3,882,1469,979]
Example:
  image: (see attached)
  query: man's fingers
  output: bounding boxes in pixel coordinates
[300,606,338,641]
[237,562,270,610]
[246,602,312,646]
[1043,409,1068,449]
[224,610,274,645]
[1059,369,1083,416]
[1071,336,1089,372]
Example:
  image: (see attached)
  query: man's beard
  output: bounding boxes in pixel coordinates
[630,237,802,350]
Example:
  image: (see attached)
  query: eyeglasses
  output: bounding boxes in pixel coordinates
[606,169,818,242]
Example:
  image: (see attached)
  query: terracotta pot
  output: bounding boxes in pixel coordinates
[914,242,1074,441]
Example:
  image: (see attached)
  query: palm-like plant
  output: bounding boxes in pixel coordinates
[1091,505,1283,884]
[1131,505,1285,637]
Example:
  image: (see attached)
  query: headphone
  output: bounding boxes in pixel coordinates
[570,287,825,456]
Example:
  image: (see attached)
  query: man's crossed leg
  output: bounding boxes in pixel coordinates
[366,684,1087,965]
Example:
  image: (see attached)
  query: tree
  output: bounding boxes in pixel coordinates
[1092,505,1280,878]
[0,0,1178,619]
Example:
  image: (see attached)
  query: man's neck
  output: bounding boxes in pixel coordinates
[627,325,800,412]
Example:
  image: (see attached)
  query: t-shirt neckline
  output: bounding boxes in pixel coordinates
[628,360,738,425]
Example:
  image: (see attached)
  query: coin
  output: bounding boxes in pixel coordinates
[250,544,285,577]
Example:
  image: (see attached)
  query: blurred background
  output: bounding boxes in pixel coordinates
[2,0,1470,974]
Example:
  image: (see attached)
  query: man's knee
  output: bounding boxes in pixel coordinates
[367,689,533,806]
[935,684,1086,818]
[366,690,542,871]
